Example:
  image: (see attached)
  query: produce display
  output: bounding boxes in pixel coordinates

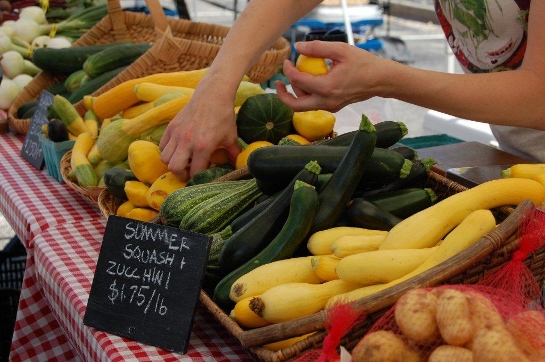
[0,2,109,113]
[24,47,545,359]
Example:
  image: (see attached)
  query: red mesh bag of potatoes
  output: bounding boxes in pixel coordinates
[298,206,545,362]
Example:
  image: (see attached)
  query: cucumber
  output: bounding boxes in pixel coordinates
[22,105,38,119]
[31,42,131,75]
[366,187,437,219]
[317,120,408,148]
[46,81,69,96]
[213,180,319,311]
[68,66,128,103]
[16,100,39,118]
[179,178,263,234]
[218,160,321,274]
[159,179,250,226]
[64,69,88,92]
[248,145,412,194]
[310,114,377,233]
[345,198,402,231]
[82,43,152,78]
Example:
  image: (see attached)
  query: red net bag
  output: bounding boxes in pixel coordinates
[297,206,545,362]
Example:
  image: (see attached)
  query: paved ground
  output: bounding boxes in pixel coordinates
[1,1,460,249]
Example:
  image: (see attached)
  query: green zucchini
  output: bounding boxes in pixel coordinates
[213,180,319,310]
[310,114,377,233]
[229,193,277,232]
[180,178,263,235]
[186,165,235,187]
[345,198,402,231]
[356,157,437,198]
[68,66,128,103]
[218,160,321,274]
[366,187,437,219]
[159,179,250,227]
[103,168,138,200]
[390,145,418,160]
[317,120,408,148]
[249,145,412,194]
[31,42,131,75]
[82,42,152,78]
[204,225,234,292]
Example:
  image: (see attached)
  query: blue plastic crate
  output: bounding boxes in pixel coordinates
[39,135,75,183]
[356,37,383,50]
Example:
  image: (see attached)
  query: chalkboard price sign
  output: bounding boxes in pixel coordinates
[84,216,212,354]
[21,91,54,169]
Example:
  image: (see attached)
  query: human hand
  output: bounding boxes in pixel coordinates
[159,83,241,181]
[276,40,392,112]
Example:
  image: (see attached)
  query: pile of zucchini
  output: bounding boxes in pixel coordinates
[156,114,438,310]
[17,42,152,119]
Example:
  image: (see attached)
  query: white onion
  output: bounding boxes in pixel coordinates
[0,78,20,110]
[13,18,41,44]
[19,6,47,25]
[0,50,25,79]
[23,60,41,76]
[47,36,72,49]
[31,35,51,48]
[0,33,27,56]
[0,21,15,38]
[12,73,33,90]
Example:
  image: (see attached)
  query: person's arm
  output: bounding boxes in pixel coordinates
[277,1,545,131]
[160,0,322,180]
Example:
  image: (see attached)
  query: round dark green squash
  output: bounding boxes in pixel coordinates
[236,93,294,144]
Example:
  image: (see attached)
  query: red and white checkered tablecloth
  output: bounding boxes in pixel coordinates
[12,219,253,361]
[0,132,98,248]
[0,131,255,361]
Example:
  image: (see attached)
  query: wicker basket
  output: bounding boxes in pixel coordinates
[7,0,291,134]
[60,150,106,208]
[202,200,542,362]
[96,168,545,361]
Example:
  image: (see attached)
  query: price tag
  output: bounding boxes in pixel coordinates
[21,91,54,169]
[84,216,212,354]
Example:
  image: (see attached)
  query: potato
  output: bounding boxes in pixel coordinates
[394,288,439,344]
[436,288,474,346]
[472,324,530,362]
[466,290,504,331]
[351,330,421,362]
[428,345,473,362]
[505,310,545,361]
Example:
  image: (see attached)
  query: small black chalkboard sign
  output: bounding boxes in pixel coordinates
[84,216,212,354]
[21,91,54,169]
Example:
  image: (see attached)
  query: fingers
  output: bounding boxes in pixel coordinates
[295,40,345,60]
[165,144,190,181]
